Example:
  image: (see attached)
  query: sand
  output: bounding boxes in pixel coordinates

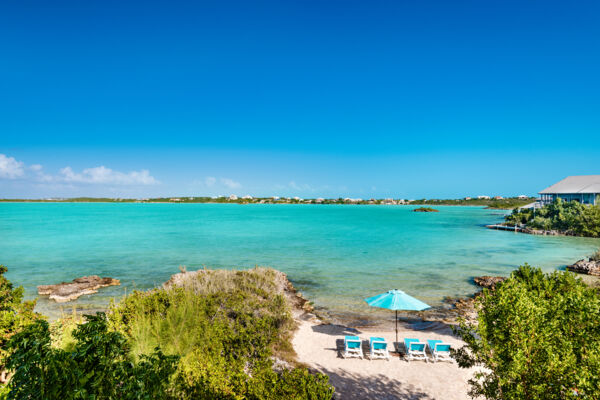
[292,315,476,400]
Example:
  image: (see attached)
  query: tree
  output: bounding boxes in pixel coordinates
[454,265,600,399]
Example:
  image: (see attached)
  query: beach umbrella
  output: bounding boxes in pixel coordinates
[364,289,431,346]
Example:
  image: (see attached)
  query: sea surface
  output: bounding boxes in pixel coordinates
[1,203,598,322]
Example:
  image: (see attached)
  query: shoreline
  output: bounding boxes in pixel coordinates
[283,273,476,399]
[0,200,528,210]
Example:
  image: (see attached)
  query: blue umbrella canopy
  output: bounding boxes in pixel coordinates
[364,289,431,349]
[364,289,430,311]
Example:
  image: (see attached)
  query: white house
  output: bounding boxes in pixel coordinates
[229,195,238,201]
[477,195,491,200]
[539,175,600,205]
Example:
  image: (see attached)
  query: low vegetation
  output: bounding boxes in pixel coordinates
[454,265,600,399]
[6,314,178,399]
[410,197,534,209]
[0,266,42,386]
[413,207,439,212]
[505,198,600,237]
[0,267,334,399]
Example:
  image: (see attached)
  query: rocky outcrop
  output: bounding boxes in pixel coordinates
[567,259,600,276]
[38,276,120,303]
[473,276,506,290]
[413,207,439,212]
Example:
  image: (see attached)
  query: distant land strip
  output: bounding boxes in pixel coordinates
[0,196,535,209]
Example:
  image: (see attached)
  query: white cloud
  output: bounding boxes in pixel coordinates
[0,153,159,187]
[205,176,217,187]
[220,178,241,189]
[0,154,25,179]
[59,166,158,185]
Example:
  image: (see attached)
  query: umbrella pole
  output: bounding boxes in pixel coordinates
[395,310,398,356]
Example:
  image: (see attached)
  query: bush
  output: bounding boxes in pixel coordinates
[0,265,42,385]
[109,268,334,399]
[454,265,600,399]
[505,199,600,237]
[1,267,334,399]
[5,313,178,399]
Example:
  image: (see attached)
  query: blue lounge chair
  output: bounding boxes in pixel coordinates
[368,337,390,360]
[427,339,452,363]
[343,336,363,359]
[404,338,428,362]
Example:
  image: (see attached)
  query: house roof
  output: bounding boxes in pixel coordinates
[539,175,600,194]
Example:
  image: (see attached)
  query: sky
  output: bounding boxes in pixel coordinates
[1,0,599,199]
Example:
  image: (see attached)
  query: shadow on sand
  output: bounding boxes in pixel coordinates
[311,324,362,337]
[315,366,435,400]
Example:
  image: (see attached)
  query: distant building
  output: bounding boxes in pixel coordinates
[464,197,472,200]
[169,198,182,202]
[494,196,503,200]
[539,175,600,205]
[517,195,528,199]
[477,195,491,200]
[242,195,253,200]
[229,195,238,201]
[315,198,324,203]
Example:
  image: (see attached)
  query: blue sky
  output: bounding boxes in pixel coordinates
[1,0,599,198]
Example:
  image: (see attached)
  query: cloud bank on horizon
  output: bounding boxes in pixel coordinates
[0,153,158,190]
[0,153,254,198]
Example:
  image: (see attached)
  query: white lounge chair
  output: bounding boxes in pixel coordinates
[368,337,390,360]
[404,338,428,362]
[343,335,363,359]
[427,339,452,363]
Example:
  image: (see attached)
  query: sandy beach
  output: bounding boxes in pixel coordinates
[292,313,475,400]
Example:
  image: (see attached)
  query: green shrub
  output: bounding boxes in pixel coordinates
[5,313,178,399]
[505,199,600,237]
[454,265,600,399]
[109,268,334,399]
[0,265,42,386]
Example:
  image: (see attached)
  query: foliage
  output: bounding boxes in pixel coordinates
[454,265,600,399]
[505,198,600,237]
[410,197,535,209]
[5,313,178,399]
[413,207,439,212]
[591,249,600,262]
[109,268,334,399]
[0,265,42,381]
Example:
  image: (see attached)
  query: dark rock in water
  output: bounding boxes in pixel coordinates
[413,207,439,212]
[473,276,506,290]
[567,259,600,276]
[38,276,120,303]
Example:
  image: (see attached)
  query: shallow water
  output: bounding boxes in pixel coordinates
[0,203,598,321]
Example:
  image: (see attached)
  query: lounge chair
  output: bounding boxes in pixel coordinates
[368,337,390,360]
[427,339,452,363]
[404,338,428,362]
[343,336,363,359]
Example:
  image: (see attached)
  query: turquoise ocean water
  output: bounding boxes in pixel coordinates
[1,203,598,322]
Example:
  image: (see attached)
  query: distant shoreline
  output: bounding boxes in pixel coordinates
[0,197,533,210]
